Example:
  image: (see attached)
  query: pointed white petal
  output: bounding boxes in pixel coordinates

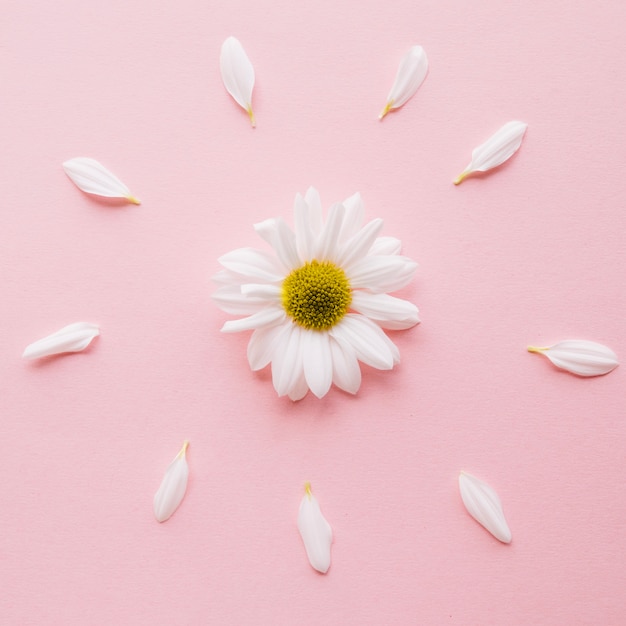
[63,157,140,204]
[350,292,419,330]
[300,187,323,236]
[297,484,332,574]
[302,330,333,399]
[331,315,399,370]
[23,322,100,359]
[220,36,256,126]
[329,336,361,394]
[347,255,417,293]
[218,248,285,283]
[271,324,305,397]
[221,307,285,333]
[294,193,316,262]
[247,324,285,371]
[379,45,428,119]
[254,218,301,270]
[212,285,268,316]
[528,340,619,377]
[459,472,512,544]
[240,283,282,302]
[154,441,190,523]
[287,370,309,401]
[369,236,402,256]
[336,218,384,269]
[314,203,345,262]
[454,121,528,184]
[339,192,365,242]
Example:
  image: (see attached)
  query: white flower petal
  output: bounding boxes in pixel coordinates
[22,322,100,359]
[331,314,399,370]
[454,121,528,185]
[240,283,282,302]
[254,218,301,271]
[347,255,417,293]
[218,248,284,283]
[153,441,189,523]
[271,324,305,397]
[459,472,511,544]
[379,45,428,119]
[63,157,139,204]
[303,187,323,236]
[329,336,361,394]
[369,236,402,256]
[336,218,384,269]
[247,324,285,371]
[302,330,333,399]
[212,285,268,316]
[350,292,419,330]
[528,340,619,377]
[287,371,310,402]
[297,483,332,574]
[314,203,345,262]
[221,306,285,333]
[294,193,316,262]
[339,192,365,242]
[220,36,256,126]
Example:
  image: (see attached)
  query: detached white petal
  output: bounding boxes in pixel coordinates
[379,45,428,119]
[63,157,140,204]
[297,483,332,573]
[459,472,511,544]
[454,121,528,184]
[220,36,256,126]
[153,441,190,523]
[22,322,99,359]
[528,340,619,377]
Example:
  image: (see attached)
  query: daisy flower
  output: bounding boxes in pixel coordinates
[213,188,419,400]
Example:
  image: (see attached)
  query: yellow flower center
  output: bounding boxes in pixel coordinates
[281,260,352,330]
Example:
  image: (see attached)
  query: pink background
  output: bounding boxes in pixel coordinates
[1,0,626,624]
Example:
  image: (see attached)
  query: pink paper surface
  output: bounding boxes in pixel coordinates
[1,1,626,624]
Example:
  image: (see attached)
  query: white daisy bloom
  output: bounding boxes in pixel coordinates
[213,187,420,400]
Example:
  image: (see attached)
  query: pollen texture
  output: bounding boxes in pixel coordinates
[281,260,352,330]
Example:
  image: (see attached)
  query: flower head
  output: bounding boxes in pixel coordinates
[213,188,419,400]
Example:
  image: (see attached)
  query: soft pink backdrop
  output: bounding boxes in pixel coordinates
[1,1,625,624]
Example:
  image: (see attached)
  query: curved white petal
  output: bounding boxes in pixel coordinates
[23,322,100,359]
[528,340,619,377]
[314,203,345,262]
[271,324,305,397]
[336,218,384,269]
[302,330,333,399]
[154,441,189,523]
[329,336,361,394]
[339,192,365,242]
[350,292,419,330]
[218,248,285,283]
[369,236,402,256]
[287,370,310,401]
[240,283,282,302]
[347,255,417,293]
[380,45,428,119]
[221,307,285,333]
[220,36,256,126]
[294,193,316,262]
[303,187,323,236]
[459,472,511,544]
[212,285,268,316]
[331,314,399,370]
[254,218,301,271]
[454,121,527,184]
[63,157,139,204]
[297,484,332,574]
[247,324,285,371]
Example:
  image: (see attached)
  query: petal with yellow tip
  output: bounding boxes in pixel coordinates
[297,483,333,573]
[153,441,190,523]
[220,36,256,126]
